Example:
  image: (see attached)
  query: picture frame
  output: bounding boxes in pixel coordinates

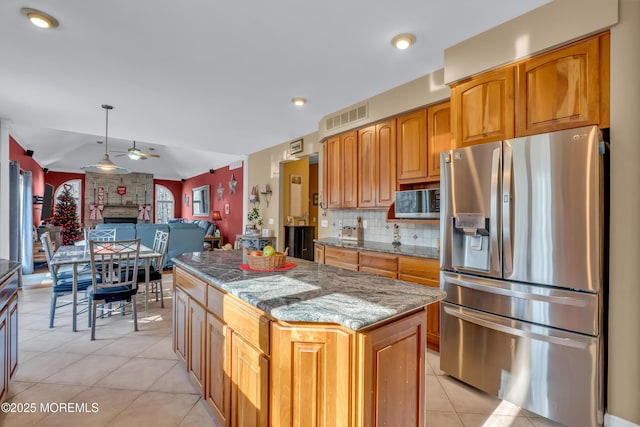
[298,220,306,226]
[224,203,230,215]
[289,139,303,155]
[261,228,270,237]
[287,216,294,225]
[312,193,319,206]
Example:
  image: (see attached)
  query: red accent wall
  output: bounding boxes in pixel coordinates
[182,165,244,246]
[9,135,46,227]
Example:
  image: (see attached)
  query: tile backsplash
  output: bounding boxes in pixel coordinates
[325,209,440,248]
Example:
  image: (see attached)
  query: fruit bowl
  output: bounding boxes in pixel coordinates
[244,247,288,271]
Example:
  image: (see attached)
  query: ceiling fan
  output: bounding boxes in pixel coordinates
[115,141,161,160]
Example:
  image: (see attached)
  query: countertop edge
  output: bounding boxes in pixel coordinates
[314,238,440,260]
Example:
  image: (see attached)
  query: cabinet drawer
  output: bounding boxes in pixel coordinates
[175,267,207,306]
[224,296,270,355]
[207,284,225,317]
[324,246,359,271]
[398,256,440,282]
[359,251,398,278]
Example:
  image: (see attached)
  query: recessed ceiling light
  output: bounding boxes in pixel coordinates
[391,33,416,50]
[291,97,307,106]
[21,7,59,29]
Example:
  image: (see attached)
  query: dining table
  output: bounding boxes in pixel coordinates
[49,243,162,332]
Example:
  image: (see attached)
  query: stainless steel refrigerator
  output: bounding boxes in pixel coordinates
[439,125,606,427]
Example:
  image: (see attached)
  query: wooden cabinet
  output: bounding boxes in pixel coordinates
[326,131,358,209]
[174,287,189,362]
[397,109,428,183]
[271,323,353,427]
[284,226,315,261]
[516,36,602,136]
[427,101,452,180]
[230,332,269,427]
[321,142,328,210]
[358,310,426,427]
[324,246,359,271]
[314,243,325,264]
[398,256,440,351]
[0,268,19,403]
[450,32,609,147]
[451,67,516,147]
[188,299,206,394]
[359,251,398,279]
[206,312,230,426]
[359,120,397,208]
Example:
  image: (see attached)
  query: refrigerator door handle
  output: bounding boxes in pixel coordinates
[502,142,513,277]
[446,275,590,308]
[489,147,501,275]
[443,304,590,350]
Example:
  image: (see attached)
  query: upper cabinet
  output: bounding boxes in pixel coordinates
[451,67,515,147]
[427,101,452,180]
[397,109,428,183]
[358,119,397,208]
[325,131,358,209]
[516,36,602,136]
[450,31,610,148]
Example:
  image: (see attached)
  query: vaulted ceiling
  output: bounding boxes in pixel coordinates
[0,0,548,179]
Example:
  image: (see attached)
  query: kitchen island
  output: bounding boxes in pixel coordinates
[172,250,445,427]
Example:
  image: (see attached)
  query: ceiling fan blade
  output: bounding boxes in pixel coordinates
[139,152,161,158]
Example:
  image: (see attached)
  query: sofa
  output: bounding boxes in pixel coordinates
[95,222,207,267]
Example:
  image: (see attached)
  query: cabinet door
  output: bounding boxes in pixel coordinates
[271,323,353,427]
[230,332,269,427]
[358,125,377,208]
[398,257,440,351]
[451,67,515,147]
[8,295,17,379]
[358,310,426,427]
[341,131,358,208]
[376,120,397,206]
[397,109,428,182]
[516,36,600,136]
[188,299,206,395]
[427,101,451,180]
[0,308,6,403]
[314,244,325,264]
[206,313,231,426]
[174,287,188,363]
[326,136,342,209]
[321,142,329,210]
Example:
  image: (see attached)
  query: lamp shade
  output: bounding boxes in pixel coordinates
[212,211,222,221]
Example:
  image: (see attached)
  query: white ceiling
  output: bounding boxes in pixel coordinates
[0,0,548,180]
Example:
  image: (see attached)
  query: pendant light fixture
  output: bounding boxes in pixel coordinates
[82,105,130,174]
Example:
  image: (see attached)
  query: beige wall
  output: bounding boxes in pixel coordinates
[608,1,640,424]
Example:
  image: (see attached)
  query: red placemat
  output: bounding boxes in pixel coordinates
[239,262,296,272]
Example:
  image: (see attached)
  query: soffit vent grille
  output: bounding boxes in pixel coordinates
[326,103,368,130]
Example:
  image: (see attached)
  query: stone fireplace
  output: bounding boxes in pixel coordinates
[84,172,153,227]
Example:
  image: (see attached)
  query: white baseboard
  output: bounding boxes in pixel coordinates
[605,413,640,427]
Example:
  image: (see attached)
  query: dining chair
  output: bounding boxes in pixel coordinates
[40,232,94,328]
[138,229,170,310]
[85,227,116,243]
[88,238,141,340]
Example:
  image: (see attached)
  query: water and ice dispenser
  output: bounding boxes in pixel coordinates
[451,213,491,272]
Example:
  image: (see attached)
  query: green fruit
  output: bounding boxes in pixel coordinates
[263,245,275,256]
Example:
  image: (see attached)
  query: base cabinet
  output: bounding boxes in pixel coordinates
[0,269,19,403]
[271,323,353,427]
[174,266,429,427]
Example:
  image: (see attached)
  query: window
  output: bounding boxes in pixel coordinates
[54,179,82,222]
[155,184,174,224]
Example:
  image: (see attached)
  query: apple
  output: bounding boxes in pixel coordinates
[262,245,276,256]
[250,250,263,256]
[223,243,233,250]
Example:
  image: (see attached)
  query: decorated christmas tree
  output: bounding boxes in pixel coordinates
[53,184,82,245]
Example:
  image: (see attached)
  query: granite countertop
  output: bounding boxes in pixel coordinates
[173,250,445,331]
[0,259,21,284]
[315,237,440,259]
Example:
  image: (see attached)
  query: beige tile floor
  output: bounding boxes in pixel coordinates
[4,274,564,427]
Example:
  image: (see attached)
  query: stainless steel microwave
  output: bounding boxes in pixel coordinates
[395,189,440,219]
